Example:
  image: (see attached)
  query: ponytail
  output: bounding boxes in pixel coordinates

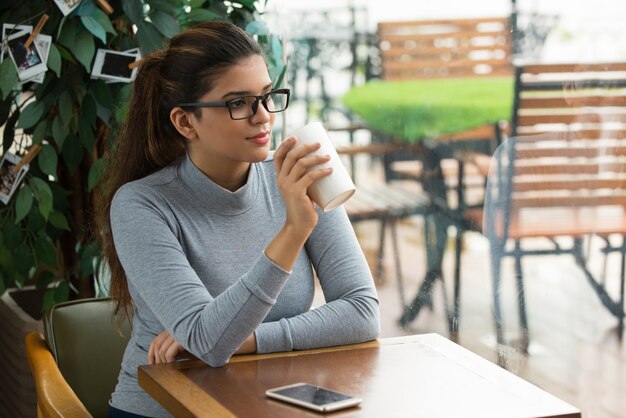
[94,20,263,317]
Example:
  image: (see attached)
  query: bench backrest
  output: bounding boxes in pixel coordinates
[377,17,513,81]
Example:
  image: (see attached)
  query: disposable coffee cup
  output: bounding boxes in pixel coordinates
[287,122,356,212]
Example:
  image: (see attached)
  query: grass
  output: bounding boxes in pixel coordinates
[342,77,514,141]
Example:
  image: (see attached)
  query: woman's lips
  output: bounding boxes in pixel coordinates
[246,132,270,145]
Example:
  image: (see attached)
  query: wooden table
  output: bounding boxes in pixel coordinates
[138,334,580,418]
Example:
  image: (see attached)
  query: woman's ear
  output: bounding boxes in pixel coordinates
[170,107,198,141]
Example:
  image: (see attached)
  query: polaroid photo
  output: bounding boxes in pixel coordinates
[0,152,29,205]
[22,34,51,84]
[5,30,48,81]
[91,49,140,83]
[53,0,81,16]
[2,25,52,84]
[1,23,32,63]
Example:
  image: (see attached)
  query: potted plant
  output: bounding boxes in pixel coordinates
[0,1,284,416]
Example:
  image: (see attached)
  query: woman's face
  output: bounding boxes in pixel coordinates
[184,55,275,186]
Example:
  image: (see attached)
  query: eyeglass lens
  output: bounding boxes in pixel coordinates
[229,91,288,119]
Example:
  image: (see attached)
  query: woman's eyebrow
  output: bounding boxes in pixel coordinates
[221,83,273,99]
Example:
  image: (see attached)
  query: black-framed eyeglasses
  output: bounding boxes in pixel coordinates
[177,88,290,120]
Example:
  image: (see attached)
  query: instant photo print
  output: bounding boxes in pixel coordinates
[5,29,48,81]
[0,152,29,205]
[53,0,81,16]
[2,24,51,84]
[91,49,140,83]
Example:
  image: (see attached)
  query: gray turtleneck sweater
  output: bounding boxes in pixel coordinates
[108,153,380,417]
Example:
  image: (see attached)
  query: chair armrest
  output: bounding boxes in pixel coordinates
[24,332,92,418]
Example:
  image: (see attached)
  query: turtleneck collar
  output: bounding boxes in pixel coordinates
[177,153,260,215]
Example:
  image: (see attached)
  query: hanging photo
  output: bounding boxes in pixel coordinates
[53,0,81,16]
[0,152,29,205]
[1,24,51,84]
[91,48,140,83]
[4,29,48,81]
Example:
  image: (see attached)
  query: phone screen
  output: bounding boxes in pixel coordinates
[271,384,354,406]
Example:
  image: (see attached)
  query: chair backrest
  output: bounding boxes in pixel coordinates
[377,17,513,81]
[44,298,131,418]
[487,62,626,241]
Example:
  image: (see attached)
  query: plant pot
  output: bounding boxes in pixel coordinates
[0,286,44,418]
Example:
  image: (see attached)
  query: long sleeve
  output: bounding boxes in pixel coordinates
[255,206,380,353]
[111,183,291,367]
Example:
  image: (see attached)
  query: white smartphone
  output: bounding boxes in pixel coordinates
[265,382,362,412]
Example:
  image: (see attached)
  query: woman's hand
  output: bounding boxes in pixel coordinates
[273,137,332,235]
[148,330,187,364]
[265,137,332,271]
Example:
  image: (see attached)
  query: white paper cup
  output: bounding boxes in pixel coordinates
[287,122,356,212]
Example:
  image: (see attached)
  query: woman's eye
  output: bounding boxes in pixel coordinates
[229,98,246,109]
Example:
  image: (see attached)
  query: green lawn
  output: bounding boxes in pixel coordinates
[342,77,514,141]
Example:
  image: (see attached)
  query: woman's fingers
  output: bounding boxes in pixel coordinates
[275,137,324,177]
[149,330,185,364]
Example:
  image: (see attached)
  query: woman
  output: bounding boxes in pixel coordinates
[96,21,379,418]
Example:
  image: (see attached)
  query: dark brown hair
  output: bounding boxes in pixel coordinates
[94,21,263,317]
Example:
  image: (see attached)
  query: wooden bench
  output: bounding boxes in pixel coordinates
[378,16,513,80]
[482,62,626,347]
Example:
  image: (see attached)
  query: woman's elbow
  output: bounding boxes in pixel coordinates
[357,298,380,340]
[201,351,231,367]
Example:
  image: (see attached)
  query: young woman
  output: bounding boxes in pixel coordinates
[96,21,379,418]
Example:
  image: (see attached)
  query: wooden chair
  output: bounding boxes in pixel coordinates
[482,62,626,348]
[25,298,131,418]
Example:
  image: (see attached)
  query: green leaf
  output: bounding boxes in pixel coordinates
[81,15,107,44]
[186,8,221,23]
[0,97,11,125]
[30,177,54,220]
[88,158,106,191]
[55,44,76,63]
[17,100,45,129]
[38,144,58,177]
[34,233,57,266]
[2,218,23,247]
[78,117,94,151]
[75,30,96,72]
[54,281,70,302]
[123,0,146,26]
[58,19,77,52]
[59,91,73,125]
[0,60,18,100]
[49,210,71,231]
[47,44,62,78]
[3,111,18,154]
[136,20,165,56]
[15,187,34,224]
[94,9,116,35]
[150,11,181,38]
[90,80,114,109]
[61,135,84,173]
[43,289,55,311]
[32,121,48,145]
[51,115,69,148]
[82,94,97,127]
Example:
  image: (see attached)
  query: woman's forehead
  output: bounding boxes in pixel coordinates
[206,55,271,97]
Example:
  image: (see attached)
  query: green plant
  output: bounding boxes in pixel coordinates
[0,0,284,311]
